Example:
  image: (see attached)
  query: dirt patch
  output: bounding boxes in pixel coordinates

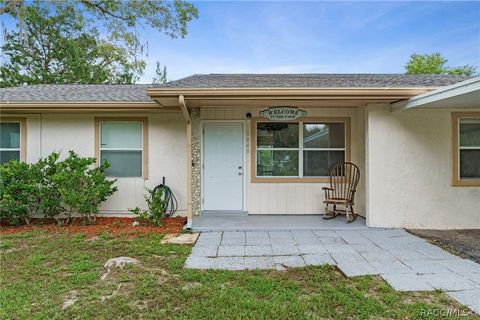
[408,229,480,263]
[0,217,186,238]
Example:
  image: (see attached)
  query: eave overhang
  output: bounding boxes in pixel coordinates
[391,77,480,111]
[146,87,435,108]
[0,101,168,114]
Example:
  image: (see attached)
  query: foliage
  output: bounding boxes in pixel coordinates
[130,186,167,225]
[0,0,198,87]
[0,160,42,225]
[0,4,143,87]
[52,151,117,223]
[36,152,64,222]
[405,53,476,76]
[0,151,117,225]
[152,61,168,84]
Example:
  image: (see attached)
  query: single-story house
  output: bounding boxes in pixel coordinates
[1,74,479,229]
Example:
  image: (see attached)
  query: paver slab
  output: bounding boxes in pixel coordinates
[271,245,300,256]
[268,231,293,239]
[447,290,480,314]
[330,251,366,264]
[221,237,246,246]
[245,245,273,256]
[303,254,336,266]
[274,256,306,268]
[336,230,372,245]
[438,259,480,274]
[337,261,378,277]
[185,256,216,269]
[215,257,245,270]
[382,274,434,291]
[324,244,356,253]
[217,246,245,257]
[370,261,414,274]
[419,274,479,291]
[190,246,218,257]
[297,244,328,255]
[401,259,453,275]
[245,256,275,270]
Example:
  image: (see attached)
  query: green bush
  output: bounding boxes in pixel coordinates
[0,161,42,225]
[129,186,167,226]
[53,151,117,223]
[0,151,118,225]
[38,152,64,222]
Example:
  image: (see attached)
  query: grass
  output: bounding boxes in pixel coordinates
[1,232,478,320]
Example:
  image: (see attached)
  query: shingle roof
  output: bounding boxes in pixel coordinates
[163,74,471,89]
[0,74,472,103]
[0,84,154,103]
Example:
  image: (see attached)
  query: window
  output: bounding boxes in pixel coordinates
[254,118,349,182]
[96,118,148,178]
[453,113,480,186]
[0,119,26,164]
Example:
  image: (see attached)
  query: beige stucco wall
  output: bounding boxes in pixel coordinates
[3,113,187,216]
[365,104,480,229]
[199,107,367,216]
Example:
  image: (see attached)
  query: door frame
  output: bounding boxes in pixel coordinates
[200,120,247,212]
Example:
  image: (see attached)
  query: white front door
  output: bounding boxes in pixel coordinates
[203,122,244,211]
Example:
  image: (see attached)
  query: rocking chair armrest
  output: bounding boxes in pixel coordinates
[322,187,334,191]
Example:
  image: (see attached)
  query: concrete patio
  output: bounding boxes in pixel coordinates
[184,229,480,314]
[191,211,368,232]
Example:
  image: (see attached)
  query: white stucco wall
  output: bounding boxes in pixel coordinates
[365,104,480,229]
[200,107,367,216]
[3,113,187,216]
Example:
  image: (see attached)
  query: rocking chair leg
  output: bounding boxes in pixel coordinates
[346,205,358,223]
[323,203,337,220]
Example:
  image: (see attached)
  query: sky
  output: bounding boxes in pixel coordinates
[139,1,480,83]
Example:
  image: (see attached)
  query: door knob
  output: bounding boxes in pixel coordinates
[238,166,242,169]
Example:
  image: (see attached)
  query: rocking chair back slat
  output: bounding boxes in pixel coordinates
[328,162,360,202]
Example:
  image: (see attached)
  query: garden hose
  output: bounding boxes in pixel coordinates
[152,177,178,217]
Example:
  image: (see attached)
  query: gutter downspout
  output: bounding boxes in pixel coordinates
[179,95,193,230]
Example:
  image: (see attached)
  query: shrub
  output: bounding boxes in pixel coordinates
[52,151,117,223]
[130,186,167,226]
[0,161,42,225]
[0,151,118,225]
[37,152,64,223]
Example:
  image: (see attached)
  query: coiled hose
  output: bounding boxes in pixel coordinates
[152,177,178,217]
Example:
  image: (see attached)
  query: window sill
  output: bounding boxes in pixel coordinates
[251,177,329,183]
[452,179,480,187]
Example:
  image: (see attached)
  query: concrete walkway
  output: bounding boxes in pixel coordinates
[185,229,480,314]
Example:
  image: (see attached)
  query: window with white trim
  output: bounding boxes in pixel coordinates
[100,122,143,177]
[458,118,480,180]
[0,122,21,164]
[256,121,346,178]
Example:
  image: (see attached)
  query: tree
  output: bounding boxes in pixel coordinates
[152,62,168,84]
[405,53,476,76]
[1,5,142,86]
[0,1,198,86]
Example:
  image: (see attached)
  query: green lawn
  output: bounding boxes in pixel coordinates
[0,231,477,320]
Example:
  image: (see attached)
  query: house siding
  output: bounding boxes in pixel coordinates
[365,104,480,229]
[2,113,188,216]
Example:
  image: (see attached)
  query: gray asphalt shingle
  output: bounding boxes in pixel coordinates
[0,74,471,103]
[163,73,471,88]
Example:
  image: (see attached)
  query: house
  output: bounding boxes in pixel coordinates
[1,74,479,229]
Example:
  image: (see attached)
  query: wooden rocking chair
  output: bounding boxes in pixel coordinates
[322,162,360,223]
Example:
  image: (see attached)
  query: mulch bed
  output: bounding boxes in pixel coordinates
[0,217,187,238]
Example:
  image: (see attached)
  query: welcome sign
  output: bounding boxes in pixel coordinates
[259,107,307,121]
